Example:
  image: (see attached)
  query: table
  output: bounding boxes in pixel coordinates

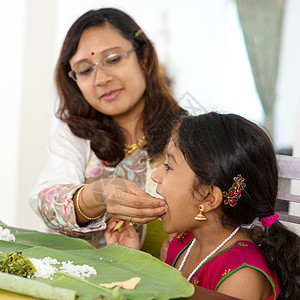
[0,286,239,300]
[0,289,38,299]
[189,285,239,299]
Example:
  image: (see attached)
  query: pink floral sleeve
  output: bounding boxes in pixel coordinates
[37,184,107,248]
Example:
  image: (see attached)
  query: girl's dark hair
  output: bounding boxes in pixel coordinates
[55,8,186,163]
[177,112,300,300]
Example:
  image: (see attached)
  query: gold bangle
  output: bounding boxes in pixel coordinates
[75,185,102,220]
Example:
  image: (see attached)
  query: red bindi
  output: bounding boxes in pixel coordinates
[91,52,95,55]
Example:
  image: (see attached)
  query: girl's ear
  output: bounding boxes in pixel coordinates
[202,186,223,212]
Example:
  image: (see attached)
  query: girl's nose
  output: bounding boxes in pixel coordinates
[151,164,163,184]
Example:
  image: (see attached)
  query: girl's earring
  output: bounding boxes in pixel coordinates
[195,204,207,221]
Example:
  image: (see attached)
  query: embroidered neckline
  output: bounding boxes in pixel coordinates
[178,227,240,282]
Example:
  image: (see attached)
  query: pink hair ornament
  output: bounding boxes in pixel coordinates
[259,213,279,227]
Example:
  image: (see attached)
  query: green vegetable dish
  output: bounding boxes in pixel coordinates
[0,251,36,278]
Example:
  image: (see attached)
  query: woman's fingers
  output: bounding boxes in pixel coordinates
[98,178,168,224]
[106,192,167,223]
[100,178,165,207]
[109,205,167,218]
[107,191,166,209]
[107,197,167,216]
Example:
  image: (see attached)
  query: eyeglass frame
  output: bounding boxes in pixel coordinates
[68,48,135,82]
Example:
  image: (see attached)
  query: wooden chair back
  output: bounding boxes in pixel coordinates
[276,154,300,224]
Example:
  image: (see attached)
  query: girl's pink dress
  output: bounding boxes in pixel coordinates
[165,231,280,300]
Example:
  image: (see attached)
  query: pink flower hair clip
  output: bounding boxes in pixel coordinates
[259,213,279,227]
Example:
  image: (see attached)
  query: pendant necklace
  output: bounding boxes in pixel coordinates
[123,134,146,154]
[178,226,240,282]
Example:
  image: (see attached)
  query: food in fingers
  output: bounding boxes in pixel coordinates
[113,220,125,232]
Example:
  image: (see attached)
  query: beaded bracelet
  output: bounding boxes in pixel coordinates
[75,185,102,220]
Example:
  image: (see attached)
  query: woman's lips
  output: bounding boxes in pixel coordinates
[101,89,122,101]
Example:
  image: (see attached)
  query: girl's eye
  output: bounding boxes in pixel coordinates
[163,163,172,171]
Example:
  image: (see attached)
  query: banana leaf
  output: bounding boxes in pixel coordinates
[0,272,76,300]
[0,221,194,299]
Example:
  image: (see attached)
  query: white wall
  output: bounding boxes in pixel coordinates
[0,0,25,227]
[0,0,299,230]
[275,0,300,151]
[0,0,57,230]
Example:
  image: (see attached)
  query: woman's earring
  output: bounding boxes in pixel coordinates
[195,204,207,221]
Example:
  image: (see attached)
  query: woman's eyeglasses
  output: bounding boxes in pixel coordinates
[68,48,134,82]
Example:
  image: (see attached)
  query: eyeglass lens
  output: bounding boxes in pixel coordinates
[69,49,134,81]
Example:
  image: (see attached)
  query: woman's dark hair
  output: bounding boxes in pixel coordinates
[177,112,300,300]
[55,8,186,163]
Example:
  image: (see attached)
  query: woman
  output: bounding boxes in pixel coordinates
[105,112,300,299]
[29,8,186,252]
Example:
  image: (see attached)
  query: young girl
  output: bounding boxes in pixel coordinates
[105,112,300,300]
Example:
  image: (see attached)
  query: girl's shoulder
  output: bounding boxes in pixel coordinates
[193,240,280,297]
[214,240,270,271]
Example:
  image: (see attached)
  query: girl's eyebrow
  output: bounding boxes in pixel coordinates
[166,151,177,165]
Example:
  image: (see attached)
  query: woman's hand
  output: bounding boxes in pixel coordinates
[104,217,140,249]
[75,178,167,225]
[93,178,167,223]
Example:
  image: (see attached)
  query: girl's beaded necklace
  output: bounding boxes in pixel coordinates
[178,226,240,282]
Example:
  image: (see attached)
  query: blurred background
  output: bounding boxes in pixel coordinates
[1,0,300,231]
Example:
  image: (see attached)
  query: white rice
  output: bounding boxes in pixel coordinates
[29,256,97,280]
[0,226,15,242]
[60,261,97,278]
[29,257,59,280]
